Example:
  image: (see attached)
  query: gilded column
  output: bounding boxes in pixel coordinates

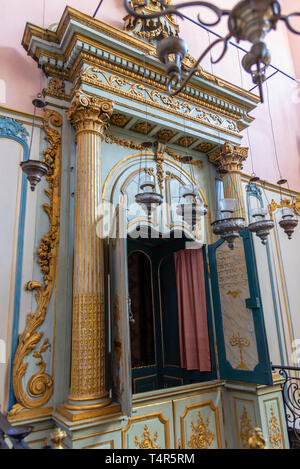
[64,90,114,416]
[209,142,248,219]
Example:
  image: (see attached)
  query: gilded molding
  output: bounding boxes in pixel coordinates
[67,89,114,139]
[8,109,62,418]
[209,141,248,173]
[80,66,240,135]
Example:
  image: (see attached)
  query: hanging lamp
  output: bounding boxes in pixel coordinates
[176,183,207,230]
[278,206,298,240]
[135,142,163,217]
[248,207,274,244]
[135,166,163,216]
[20,93,48,191]
[211,198,245,250]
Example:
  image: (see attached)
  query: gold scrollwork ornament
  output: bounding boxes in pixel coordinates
[8,109,62,418]
[135,425,161,449]
[187,411,215,449]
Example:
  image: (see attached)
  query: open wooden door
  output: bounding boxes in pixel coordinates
[208,229,273,385]
[109,204,132,416]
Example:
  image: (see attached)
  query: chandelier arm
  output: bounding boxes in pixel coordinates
[124,0,229,24]
[279,12,300,35]
[166,33,233,96]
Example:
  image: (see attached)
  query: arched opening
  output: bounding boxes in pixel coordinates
[127,230,216,394]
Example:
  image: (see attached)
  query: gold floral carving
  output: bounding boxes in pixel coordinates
[187,411,215,449]
[240,406,253,449]
[8,109,62,418]
[45,77,66,99]
[209,141,248,173]
[177,136,194,147]
[268,405,282,449]
[135,424,161,449]
[67,89,114,138]
[156,129,173,142]
[111,114,128,128]
[194,142,213,153]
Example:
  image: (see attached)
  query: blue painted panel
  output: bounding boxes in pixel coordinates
[208,229,273,385]
[0,117,30,409]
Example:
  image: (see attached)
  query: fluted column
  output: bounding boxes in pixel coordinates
[64,91,114,414]
[209,142,248,219]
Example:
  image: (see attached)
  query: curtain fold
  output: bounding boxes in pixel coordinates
[174,248,211,372]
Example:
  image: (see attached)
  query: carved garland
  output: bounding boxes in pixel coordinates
[8,109,62,418]
[105,133,204,169]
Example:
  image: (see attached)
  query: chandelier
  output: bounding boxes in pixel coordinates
[124,0,300,102]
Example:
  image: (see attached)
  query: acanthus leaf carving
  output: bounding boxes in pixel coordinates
[8,109,62,418]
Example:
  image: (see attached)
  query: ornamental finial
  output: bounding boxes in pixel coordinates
[124,0,179,42]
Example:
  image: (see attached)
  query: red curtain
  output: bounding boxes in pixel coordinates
[174,248,211,371]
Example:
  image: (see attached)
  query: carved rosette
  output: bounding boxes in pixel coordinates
[209,141,248,219]
[9,109,62,418]
[66,91,114,409]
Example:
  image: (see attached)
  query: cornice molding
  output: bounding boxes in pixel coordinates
[22,6,259,113]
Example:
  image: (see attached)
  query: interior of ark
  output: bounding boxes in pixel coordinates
[1,0,300,450]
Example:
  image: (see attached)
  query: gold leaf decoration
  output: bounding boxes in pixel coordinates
[135,424,161,449]
[188,411,215,449]
[268,406,282,449]
[8,109,62,418]
[240,406,253,449]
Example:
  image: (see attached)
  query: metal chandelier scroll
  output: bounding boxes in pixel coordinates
[124,0,300,102]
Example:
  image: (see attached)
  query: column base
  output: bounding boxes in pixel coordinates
[56,401,121,423]
[64,392,112,411]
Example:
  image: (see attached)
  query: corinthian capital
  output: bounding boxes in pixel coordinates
[67,90,114,138]
[209,141,248,173]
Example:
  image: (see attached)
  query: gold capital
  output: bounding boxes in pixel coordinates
[209,141,248,173]
[67,90,114,138]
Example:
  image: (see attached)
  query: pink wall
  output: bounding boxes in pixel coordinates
[1,0,300,190]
